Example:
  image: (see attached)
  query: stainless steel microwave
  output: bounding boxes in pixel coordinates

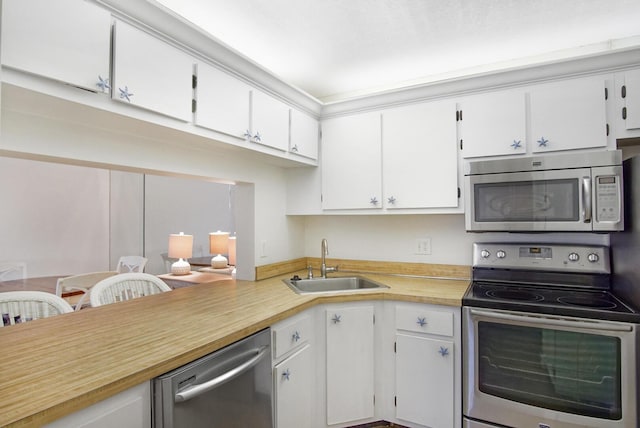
[464,150,624,232]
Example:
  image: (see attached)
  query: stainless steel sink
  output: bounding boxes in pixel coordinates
[283,275,389,294]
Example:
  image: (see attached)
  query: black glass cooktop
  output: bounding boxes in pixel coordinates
[463,281,640,323]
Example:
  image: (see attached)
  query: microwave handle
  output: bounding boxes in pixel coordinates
[582,176,592,223]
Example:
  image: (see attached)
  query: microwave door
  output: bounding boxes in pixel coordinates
[466,168,592,232]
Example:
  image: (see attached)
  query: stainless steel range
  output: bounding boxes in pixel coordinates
[463,243,640,428]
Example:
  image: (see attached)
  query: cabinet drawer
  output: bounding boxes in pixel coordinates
[396,305,453,337]
[272,314,311,359]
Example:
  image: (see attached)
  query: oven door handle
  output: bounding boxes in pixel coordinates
[582,176,592,223]
[469,309,633,332]
[174,345,269,403]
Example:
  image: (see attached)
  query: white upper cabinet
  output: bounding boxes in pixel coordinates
[250,89,290,151]
[459,89,527,158]
[194,62,250,139]
[321,112,382,210]
[382,100,459,209]
[290,109,319,160]
[529,76,608,153]
[620,70,640,132]
[112,19,194,122]
[1,0,111,92]
[459,76,609,158]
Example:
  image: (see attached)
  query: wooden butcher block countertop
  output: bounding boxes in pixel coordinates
[0,272,469,427]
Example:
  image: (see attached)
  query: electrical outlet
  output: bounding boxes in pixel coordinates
[415,238,431,255]
[260,240,268,258]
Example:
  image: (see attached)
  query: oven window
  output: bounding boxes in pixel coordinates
[474,179,579,222]
[478,321,621,419]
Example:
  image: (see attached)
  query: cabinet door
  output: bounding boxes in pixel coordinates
[530,77,608,153]
[290,109,319,160]
[251,90,290,151]
[274,345,314,428]
[459,90,526,158]
[326,305,375,425]
[382,100,458,209]
[112,19,194,122]
[44,381,150,428]
[396,334,454,428]
[622,70,640,130]
[321,112,382,210]
[1,0,111,92]
[195,62,250,139]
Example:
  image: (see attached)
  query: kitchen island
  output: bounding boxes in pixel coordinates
[0,271,469,427]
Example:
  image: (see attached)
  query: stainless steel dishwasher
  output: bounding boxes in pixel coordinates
[153,328,273,427]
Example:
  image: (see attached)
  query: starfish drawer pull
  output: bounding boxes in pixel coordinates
[96,75,110,92]
[118,86,134,102]
[537,137,549,147]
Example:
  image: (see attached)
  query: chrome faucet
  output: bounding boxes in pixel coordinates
[320,238,338,278]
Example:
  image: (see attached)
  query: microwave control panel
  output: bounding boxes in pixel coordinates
[595,175,621,223]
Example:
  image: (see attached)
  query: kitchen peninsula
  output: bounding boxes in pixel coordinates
[0,269,469,427]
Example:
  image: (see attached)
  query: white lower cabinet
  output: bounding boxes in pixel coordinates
[392,303,461,428]
[272,310,315,428]
[274,345,314,428]
[325,305,375,425]
[270,301,460,428]
[395,334,454,427]
[44,381,150,428]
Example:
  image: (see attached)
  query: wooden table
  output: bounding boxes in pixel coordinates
[0,276,61,293]
[0,276,85,306]
[157,270,232,289]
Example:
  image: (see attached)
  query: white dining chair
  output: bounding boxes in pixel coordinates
[56,271,119,311]
[116,256,148,273]
[0,261,27,281]
[89,273,171,307]
[0,291,73,327]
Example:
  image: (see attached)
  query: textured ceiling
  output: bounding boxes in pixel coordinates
[152,0,640,102]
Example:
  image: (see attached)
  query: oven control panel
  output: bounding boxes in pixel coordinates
[472,243,610,273]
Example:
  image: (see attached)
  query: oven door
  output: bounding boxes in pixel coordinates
[465,168,593,232]
[463,307,638,428]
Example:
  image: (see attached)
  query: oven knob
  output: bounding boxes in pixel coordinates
[480,249,491,258]
[568,252,580,262]
[588,253,600,263]
[496,250,506,259]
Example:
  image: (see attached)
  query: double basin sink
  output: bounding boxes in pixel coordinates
[283,275,389,295]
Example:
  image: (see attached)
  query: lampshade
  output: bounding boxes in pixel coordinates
[168,232,193,275]
[209,231,229,269]
[228,236,236,266]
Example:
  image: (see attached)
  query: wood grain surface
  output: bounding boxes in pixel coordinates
[0,270,469,427]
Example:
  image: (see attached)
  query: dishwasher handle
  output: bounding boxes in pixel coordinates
[175,345,269,403]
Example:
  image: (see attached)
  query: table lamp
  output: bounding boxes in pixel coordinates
[228,236,236,266]
[168,232,193,275]
[209,231,230,269]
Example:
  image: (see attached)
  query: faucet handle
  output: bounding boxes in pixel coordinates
[325,265,339,274]
[307,265,314,279]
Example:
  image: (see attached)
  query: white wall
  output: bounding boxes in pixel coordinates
[0,90,305,279]
[0,156,110,277]
[302,214,610,267]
